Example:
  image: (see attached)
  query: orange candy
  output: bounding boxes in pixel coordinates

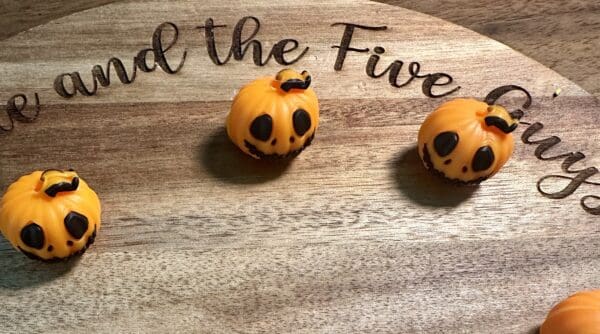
[541,291,600,334]
[417,98,519,184]
[0,170,101,261]
[227,69,319,159]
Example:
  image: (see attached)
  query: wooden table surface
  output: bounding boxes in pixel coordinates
[1,0,599,97]
[0,0,599,333]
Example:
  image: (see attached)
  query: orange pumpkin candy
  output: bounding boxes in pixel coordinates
[0,170,101,261]
[417,98,519,184]
[541,290,600,334]
[227,69,319,159]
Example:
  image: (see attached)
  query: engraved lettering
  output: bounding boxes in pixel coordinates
[334,25,460,98]
[521,121,600,215]
[271,39,309,66]
[537,168,599,199]
[196,18,231,65]
[485,84,532,118]
[422,73,461,98]
[53,22,185,99]
[486,85,598,215]
[152,22,187,74]
[7,93,40,123]
[54,74,77,98]
[91,58,138,87]
[1,93,41,133]
[582,196,600,215]
[366,46,390,78]
[232,16,269,65]
[331,22,387,71]
[134,48,157,73]
[197,17,308,66]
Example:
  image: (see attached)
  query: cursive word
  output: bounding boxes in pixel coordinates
[196,16,309,66]
[485,85,599,215]
[53,22,187,98]
[523,123,600,215]
[331,22,461,98]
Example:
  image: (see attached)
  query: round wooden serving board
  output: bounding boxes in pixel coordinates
[0,0,599,333]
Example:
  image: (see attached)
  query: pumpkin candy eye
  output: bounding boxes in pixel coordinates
[64,211,89,240]
[433,131,459,157]
[20,223,44,249]
[293,109,311,136]
[472,146,495,172]
[250,114,273,142]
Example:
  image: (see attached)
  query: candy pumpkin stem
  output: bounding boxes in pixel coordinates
[275,69,311,92]
[484,105,519,134]
[509,110,524,120]
[37,169,80,197]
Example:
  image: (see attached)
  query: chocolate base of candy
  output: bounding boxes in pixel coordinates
[17,227,97,263]
[422,144,488,186]
[244,133,315,160]
[424,163,488,186]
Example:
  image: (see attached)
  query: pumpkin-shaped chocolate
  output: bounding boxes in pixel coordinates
[417,98,519,184]
[0,170,101,261]
[227,69,319,159]
[541,290,600,334]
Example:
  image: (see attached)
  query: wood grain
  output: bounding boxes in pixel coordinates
[0,0,118,40]
[380,0,600,97]
[0,0,599,333]
[1,0,599,97]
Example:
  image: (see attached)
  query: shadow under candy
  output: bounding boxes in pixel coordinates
[197,127,292,184]
[391,145,478,207]
[0,238,80,290]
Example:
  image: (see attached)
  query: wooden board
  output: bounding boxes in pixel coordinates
[4,0,599,97]
[0,0,599,332]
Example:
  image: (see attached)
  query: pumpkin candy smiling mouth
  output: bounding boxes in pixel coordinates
[227,68,320,159]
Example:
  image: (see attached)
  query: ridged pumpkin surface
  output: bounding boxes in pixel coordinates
[227,69,319,159]
[0,170,101,260]
[541,291,600,334]
[417,98,518,183]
